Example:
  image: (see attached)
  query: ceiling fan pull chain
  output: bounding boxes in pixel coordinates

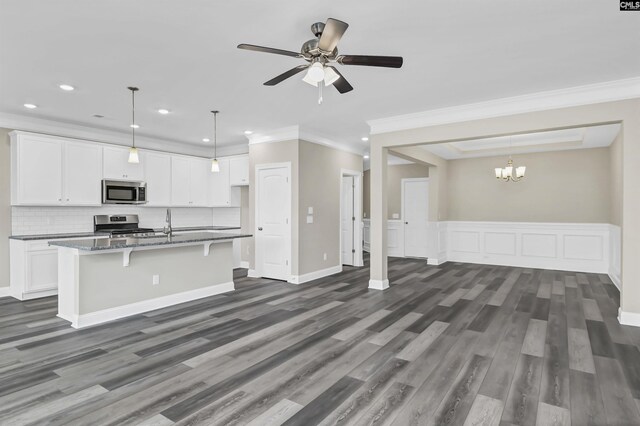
[318,81,324,105]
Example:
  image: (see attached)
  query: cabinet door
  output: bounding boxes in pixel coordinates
[143,151,172,206]
[229,155,249,186]
[189,158,211,207]
[25,249,58,293]
[64,142,103,205]
[103,146,143,180]
[171,156,191,206]
[16,136,63,205]
[211,158,231,206]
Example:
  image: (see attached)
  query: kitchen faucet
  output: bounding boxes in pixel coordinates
[163,208,172,235]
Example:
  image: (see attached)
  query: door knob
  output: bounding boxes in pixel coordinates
[405,222,408,225]
[258,227,263,231]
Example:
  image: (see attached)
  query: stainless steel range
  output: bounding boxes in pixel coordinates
[93,214,156,238]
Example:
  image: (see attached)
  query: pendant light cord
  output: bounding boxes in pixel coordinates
[211,110,219,159]
[128,87,139,149]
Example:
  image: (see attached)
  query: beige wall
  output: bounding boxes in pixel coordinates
[248,140,299,273]
[298,140,362,275]
[363,163,429,219]
[0,128,11,289]
[610,132,623,227]
[447,147,612,223]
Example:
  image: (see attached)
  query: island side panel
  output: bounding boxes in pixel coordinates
[75,241,234,326]
[57,246,80,324]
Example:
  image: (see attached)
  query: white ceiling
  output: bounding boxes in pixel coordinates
[421,123,621,159]
[1,1,638,154]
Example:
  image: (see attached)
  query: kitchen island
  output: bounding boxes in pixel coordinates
[49,232,250,328]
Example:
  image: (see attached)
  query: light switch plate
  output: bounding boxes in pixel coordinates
[307,215,314,224]
[308,207,313,214]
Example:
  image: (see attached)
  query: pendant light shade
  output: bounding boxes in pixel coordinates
[128,147,139,164]
[127,86,140,164]
[211,110,219,173]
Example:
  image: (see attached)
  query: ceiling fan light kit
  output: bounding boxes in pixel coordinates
[238,18,403,102]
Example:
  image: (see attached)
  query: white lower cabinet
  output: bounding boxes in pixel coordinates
[10,237,108,300]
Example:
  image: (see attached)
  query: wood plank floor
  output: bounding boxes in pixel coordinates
[1,258,640,425]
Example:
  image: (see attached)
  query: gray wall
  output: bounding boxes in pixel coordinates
[298,140,362,275]
[0,128,11,289]
[446,147,612,223]
[363,163,430,219]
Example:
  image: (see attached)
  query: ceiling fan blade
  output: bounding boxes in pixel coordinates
[337,55,403,68]
[237,43,301,58]
[318,18,349,53]
[264,65,308,86]
[327,67,353,94]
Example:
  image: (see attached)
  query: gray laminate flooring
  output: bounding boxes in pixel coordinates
[1,258,640,425]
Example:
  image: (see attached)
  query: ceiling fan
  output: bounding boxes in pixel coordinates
[237,18,403,100]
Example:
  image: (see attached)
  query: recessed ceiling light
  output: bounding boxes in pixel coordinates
[202,138,210,142]
[244,130,253,135]
[158,109,170,115]
[59,84,75,91]
[130,124,139,129]
[361,137,369,142]
[23,103,37,109]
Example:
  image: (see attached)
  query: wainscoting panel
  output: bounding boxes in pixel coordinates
[443,221,612,274]
[362,219,406,258]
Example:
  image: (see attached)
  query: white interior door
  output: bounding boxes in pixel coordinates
[341,176,355,265]
[256,165,291,280]
[403,179,429,258]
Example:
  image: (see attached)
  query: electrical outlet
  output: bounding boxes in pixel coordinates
[323,253,327,261]
[152,275,160,285]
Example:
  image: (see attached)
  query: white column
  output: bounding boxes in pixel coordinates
[369,143,389,290]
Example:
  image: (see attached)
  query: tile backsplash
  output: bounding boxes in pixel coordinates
[12,206,240,235]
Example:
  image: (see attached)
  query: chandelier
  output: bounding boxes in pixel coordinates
[495,156,526,182]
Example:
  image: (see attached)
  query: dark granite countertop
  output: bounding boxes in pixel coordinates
[48,232,252,251]
[9,232,103,241]
[10,225,241,241]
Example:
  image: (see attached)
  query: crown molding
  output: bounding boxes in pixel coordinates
[367,77,640,135]
[247,125,363,156]
[0,111,235,158]
[246,126,300,145]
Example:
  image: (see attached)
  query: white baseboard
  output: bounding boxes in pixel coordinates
[0,287,10,298]
[619,308,640,327]
[289,265,342,285]
[369,279,389,290]
[239,261,250,269]
[59,281,235,329]
[247,269,260,278]
[609,272,621,291]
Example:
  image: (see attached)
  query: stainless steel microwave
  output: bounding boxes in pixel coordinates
[102,180,147,205]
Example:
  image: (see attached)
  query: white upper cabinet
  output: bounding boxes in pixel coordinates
[64,142,103,205]
[229,155,249,186]
[11,132,102,206]
[170,156,191,206]
[143,151,172,206]
[189,158,212,207]
[170,156,212,206]
[103,146,144,180]
[211,158,231,206]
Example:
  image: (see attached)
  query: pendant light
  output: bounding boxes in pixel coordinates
[127,86,140,164]
[211,110,220,172]
[494,136,526,182]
